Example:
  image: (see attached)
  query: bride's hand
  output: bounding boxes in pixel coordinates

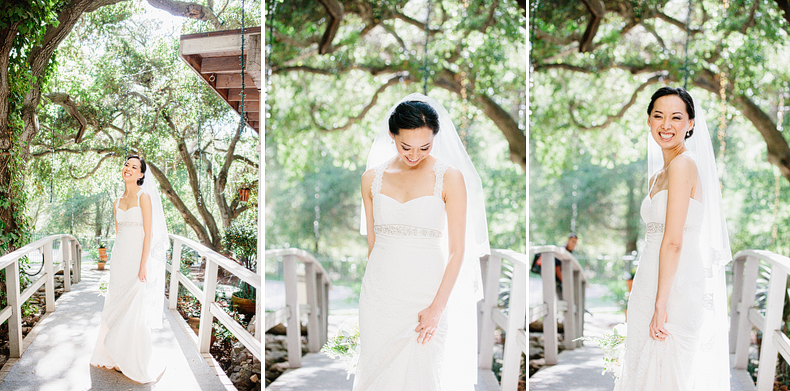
[138,267,147,283]
[649,305,669,341]
[415,305,442,345]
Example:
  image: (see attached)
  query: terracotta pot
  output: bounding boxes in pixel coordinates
[626,279,634,292]
[98,248,107,256]
[232,295,256,315]
[97,262,106,270]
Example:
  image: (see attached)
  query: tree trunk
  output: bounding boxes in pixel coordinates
[147,161,214,248]
[624,172,640,255]
[434,68,526,170]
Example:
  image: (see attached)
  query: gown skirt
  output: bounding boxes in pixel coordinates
[90,204,160,383]
[614,190,706,391]
[354,159,455,391]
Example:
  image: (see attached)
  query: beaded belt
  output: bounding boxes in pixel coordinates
[645,222,700,234]
[374,224,442,238]
[118,221,143,228]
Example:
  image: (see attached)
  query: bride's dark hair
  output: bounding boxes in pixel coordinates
[126,155,147,186]
[647,87,696,139]
[388,100,440,135]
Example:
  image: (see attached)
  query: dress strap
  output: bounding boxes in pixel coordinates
[371,162,387,197]
[433,159,450,198]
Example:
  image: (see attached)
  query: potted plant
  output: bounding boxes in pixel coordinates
[222,222,257,315]
[97,242,108,270]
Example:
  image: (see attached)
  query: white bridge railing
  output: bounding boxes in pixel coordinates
[730,249,790,391]
[166,234,261,360]
[0,234,82,357]
[479,249,528,391]
[527,245,588,365]
[264,248,332,369]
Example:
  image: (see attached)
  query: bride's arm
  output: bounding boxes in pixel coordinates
[138,193,153,282]
[361,169,376,257]
[651,156,697,340]
[416,167,466,344]
[113,199,119,234]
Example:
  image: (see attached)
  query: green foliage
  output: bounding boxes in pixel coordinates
[530,0,790,261]
[223,221,257,271]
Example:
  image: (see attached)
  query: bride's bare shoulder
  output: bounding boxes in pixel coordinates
[667,154,699,181]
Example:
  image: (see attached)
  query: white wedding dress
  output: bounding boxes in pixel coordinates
[353,159,453,391]
[614,183,707,390]
[90,190,161,383]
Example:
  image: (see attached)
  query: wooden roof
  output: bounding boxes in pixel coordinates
[179,27,262,134]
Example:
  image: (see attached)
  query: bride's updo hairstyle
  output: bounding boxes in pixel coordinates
[127,155,147,186]
[388,100,440,135]
[647,86,696,139]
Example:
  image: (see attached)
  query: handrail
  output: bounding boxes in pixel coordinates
[0,234,82,358]
[479,249,528,391]
[730,249,790,390]
[166,234,262,361]
[526,245,588,365]
[264,248,332,368]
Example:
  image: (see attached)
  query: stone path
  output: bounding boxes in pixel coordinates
[0,263,229,391]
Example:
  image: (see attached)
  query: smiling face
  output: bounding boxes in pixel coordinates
[390,126,435,167]
[122,158,144,184]
[648,95,695,149]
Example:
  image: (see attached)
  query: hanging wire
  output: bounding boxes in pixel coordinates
[238,0,247,135]
[50,118,55,203]
[421,0,432,95]
[681,0,692,89]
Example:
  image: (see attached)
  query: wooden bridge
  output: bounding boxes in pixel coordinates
[0,233,265,390]
[265,248,528,391]
[528,245,790,391]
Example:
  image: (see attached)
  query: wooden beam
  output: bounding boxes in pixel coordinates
[227,89,260,101]
[201,55,246,74]
[216,74,256,89]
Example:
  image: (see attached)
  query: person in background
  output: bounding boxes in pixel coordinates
[531,233,578,294]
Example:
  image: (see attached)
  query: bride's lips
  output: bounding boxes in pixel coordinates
[658,131,675,141]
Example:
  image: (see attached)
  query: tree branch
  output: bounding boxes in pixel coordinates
[570,73,665,131]
[146,0,224,30]
[776,0,790,25]
[311,74,408,133]
[44,92,88,143]
[68,152,114,180]
[579,0,605,52]
[655,10,702,35]
[317,0,344,55]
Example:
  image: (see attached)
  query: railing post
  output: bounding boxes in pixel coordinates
[729,257,745,353]
[735,256,760,369]
[501,260,527,391]
[283,254,302,368]
[73,240,81,283]
[62,237,72,292]
[756,267,788,390]
[321,276,329,347]
[478,253,501,369]
[561,256,576,350]
[305,262,320,352]
[574,269,584,347]
[168,239,183,310]
[6,262,23,358]
[541,251,558,365]
[44,242,55,313]
[198,255,218,354]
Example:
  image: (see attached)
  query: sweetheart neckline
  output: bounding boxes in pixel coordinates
[377,193,443,205]
[117,206,140,213]
[647,189,703,205]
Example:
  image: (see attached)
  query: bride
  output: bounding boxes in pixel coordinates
[354,93,489,391]
[90,155,168,383]
[614,87,731,390]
